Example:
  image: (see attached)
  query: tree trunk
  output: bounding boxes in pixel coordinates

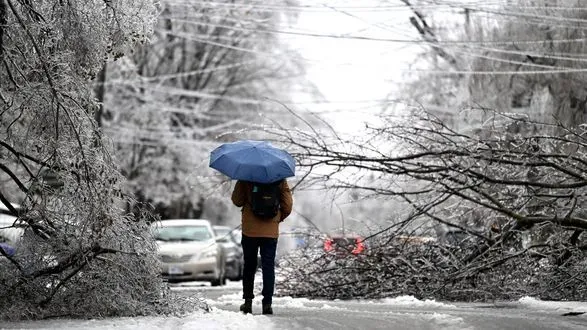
[94,63,107,127]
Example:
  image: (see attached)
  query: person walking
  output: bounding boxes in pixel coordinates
[231,179,293,315]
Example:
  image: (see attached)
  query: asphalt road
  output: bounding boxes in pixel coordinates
[171,279,587,330]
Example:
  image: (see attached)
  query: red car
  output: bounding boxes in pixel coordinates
[324,234,366,256]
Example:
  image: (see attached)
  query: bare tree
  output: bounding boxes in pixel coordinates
[102,0,313,221]
[275,108,587,301]
[0,0,202,319]
[403,0,587,126]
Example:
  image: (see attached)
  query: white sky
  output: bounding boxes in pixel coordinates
[280,0,490,134]
[285,0,422,132]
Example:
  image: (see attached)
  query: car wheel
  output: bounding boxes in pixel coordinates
[220,262,227,285]
[225,262,234,280]
[211,271,222,286]
[226,260,240,281]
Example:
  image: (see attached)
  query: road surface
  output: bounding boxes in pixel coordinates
[171,277,587,330]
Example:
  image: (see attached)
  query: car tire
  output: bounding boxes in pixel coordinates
[221,271,227,286]
[211,274,221,286]
[226,261,235,281]
[226,260,241,281]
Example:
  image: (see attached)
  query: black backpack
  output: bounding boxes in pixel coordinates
[250,181,281,219]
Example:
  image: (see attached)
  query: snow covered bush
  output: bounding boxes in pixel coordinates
[0,0,205,320]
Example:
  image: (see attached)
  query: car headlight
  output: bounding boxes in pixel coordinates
[200,249,217,260]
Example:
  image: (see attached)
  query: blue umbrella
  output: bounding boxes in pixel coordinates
[210,140,295,184]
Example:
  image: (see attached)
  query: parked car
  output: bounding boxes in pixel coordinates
[0,242,16,257]
[213,225,244,281]
[152,219,226,286]
[0,203,23,248]
[323,234,366,257]
[219,227,265,271]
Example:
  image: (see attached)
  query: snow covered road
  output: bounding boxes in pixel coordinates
[2,278,587,329]
[173,278,587,330]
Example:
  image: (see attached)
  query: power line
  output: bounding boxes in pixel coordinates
[458,44,587,64]
[159,30,357,67]
[419,0,587,35]
[409,67,587,75]
[101,61,257,86]
[449,45,579,70]
[435,0,587,25]
[429,0,587,11]
[164,16,587,45]
[106,134,220,149]
[149,87,262,105]
[156,1,587,66]
[160,3,587,43]
[164,0,486,12]
[318,2,587,71]
[169,0,587,15]
[105,119,243,139]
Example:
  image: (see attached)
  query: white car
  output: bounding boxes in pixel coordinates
[151,219,226,286]
[0,203,23,245]
[213,225,244,281]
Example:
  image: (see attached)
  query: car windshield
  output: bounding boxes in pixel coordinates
[214,228,231,238]
[154,225,212,242]
[214,227,241,243]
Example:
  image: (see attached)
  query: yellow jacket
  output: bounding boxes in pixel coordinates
[231,180,293,238]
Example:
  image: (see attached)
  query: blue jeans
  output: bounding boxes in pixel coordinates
[241,235,278,305]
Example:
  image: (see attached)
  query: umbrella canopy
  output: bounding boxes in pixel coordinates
[209,140,295,184]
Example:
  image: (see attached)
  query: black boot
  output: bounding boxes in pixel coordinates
[239,299,252,314]
[262,304,273,315]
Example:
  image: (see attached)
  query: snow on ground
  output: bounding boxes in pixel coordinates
[208,292,471,330]
[360,296,455,308]
[3,293,587,330]
[210,292,337,311]
[3,269,586,330]
[211,292,454,310]
[168,279,243,291]
[421,313,470,330]
[0,309,273,330]
[212,292,323,309]
[518,296,587,314]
